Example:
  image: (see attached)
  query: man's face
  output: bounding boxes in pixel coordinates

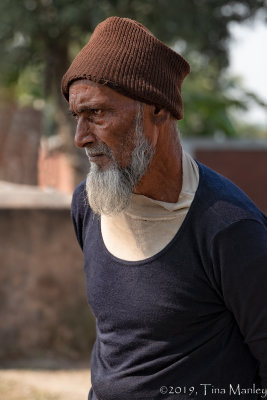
[69,80,155,215]
[69,80,142,168]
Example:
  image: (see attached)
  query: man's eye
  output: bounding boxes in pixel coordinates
[91,109,102,116]
[70,111,78,120]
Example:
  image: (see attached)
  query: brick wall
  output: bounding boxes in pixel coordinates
[0,201,96,359]
[38,145,74,194]
[0,104,42,185]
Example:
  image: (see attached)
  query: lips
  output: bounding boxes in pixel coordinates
[87,153,104,158]
[88,154,105,161]
[85,147,112,165]
[87,153,110,164]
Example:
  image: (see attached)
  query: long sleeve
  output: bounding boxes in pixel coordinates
[211,218,267,387]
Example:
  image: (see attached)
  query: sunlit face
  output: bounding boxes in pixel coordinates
[69,79,140,170]
[69,80,155,215]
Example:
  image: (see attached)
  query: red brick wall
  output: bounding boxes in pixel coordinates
[0,207,96,358]
[38,146,74,194]
[0,105,42,185]
[195,149,267,214]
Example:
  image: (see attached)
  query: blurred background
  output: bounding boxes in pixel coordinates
[0,1,266,399]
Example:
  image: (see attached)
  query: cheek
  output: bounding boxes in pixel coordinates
[92,112,137,162]
[143,118,158,147]
[103,120,133,148]
[107,128,135,167]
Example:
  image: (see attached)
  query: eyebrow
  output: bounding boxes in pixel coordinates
[69,102,105,114]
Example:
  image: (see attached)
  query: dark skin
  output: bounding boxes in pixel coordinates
[69,79,183,203]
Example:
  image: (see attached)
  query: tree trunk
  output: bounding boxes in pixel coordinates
[44,39,88,186]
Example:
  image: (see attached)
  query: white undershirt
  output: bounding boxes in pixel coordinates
[101,150,199,261]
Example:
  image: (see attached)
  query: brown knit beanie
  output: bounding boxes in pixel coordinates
[61,17,190,120]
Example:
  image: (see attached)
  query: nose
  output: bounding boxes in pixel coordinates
[74,117,96,148]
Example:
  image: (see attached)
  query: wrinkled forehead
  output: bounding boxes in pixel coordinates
[69,78,140,111]
[69,79,110,98]
[70,79,100,89]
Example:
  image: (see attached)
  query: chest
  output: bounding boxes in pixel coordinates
[83,220,226,337]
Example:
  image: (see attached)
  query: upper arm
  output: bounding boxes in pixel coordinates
[211,219,267,385]
[71,182,87,251]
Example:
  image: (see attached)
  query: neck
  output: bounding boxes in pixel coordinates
[134,126,183,203]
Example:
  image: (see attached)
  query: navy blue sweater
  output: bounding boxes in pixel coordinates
[71,162,267,400]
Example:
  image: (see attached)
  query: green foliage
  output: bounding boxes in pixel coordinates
[180,59,266,137]
[0,0,94,94]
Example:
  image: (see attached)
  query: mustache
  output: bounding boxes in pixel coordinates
[85,143,113,158]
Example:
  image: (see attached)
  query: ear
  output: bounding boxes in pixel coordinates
[150,105,168,125]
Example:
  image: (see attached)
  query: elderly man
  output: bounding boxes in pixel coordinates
[61,17,267,400]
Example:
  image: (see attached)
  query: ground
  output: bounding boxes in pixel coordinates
[0,357,91,400]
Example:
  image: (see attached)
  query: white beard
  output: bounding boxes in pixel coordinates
[85,103,155,216]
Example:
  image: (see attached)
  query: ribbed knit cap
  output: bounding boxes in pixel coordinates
[61,17,190,120]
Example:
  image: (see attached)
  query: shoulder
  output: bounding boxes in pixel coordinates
[191,163,267,298]
[195,161,267,231]
[72,180,87,210]
[71,180,93,250]
[71,179,91,222]
[188,162,267,264]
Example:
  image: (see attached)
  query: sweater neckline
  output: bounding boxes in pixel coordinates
[96,160,205,266]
